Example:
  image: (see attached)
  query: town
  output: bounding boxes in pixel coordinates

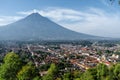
[0,40,119,76]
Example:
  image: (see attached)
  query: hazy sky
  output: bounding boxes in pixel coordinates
[0,0,120,38]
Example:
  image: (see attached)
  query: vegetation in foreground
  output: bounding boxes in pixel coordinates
[0,52,120,80]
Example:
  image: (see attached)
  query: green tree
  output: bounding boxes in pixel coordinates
[56,77,62,80]
[42,63,58,80]
[63,72,72,80]
[33,76,41,80]
[108,65,116,80]
[0,52,22,80]
[81,70,95,80]
[114,63,120,79]
[97,63,109,80]
[109,0,120,4]
[17,62,39,80]
[87,68,97,80]
[73,70,82,79]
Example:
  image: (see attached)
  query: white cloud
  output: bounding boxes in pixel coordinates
[18,9,40,15]
[37,7,120,38]
[18,8,84,21]
[1,7,120,38]
[56,8,120,38]
[0,16,23,26]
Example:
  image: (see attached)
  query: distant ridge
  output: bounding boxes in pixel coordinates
[0,13,104,40]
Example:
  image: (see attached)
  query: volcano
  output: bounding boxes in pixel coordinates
[0,13,102,40]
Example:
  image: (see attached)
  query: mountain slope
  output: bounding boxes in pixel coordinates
[0,13,102,40]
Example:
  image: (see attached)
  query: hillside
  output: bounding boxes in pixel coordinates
[0,13,102,40]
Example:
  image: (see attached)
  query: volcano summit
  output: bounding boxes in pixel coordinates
[0,13,102,40]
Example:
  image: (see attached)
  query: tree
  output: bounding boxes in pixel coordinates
[73,70,82,79]
[42,73,53,80]
[42,63,58,80]
[33,76,41,80]
[17,62,39,80]
[109,0,120,5]
[56,77,62,80]
[87,68,97,80]
[39,63,50,71]
[97,63,109,80]
[0,52,22,80]
[63,72,72,80]
[81,70,95,80]
[114,63,120,79]
[108,65,116,80]
[47,63,58,75]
